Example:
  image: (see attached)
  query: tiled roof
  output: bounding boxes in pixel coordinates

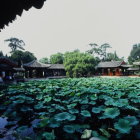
[24,60,50,68]
[96,61,125,68]
[0,57,17,67]
[121,65,132,68]
[0,0,46,30]
[133,62,140,65]
[13,67,25,71]
[127,67,140,71]
[48,64,65,69]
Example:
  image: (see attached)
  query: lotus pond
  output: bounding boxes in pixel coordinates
[1,77,140,140]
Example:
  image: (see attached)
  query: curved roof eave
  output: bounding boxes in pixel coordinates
[0,0,46,31]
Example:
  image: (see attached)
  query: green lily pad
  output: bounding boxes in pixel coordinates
[81,129,92,139]
[39,118,49,127]
[48,119,60,128]
[16,126,28,132]
[44,97,52,102]
[99,128,111,138]
[114,119,132,134]
[54,112,76,121]
[80,99,89,104]
[89,101,96,105]
[34,103,44,110]
[69,109,79,114]
[101,108,120,119]
[63,125,75,133]
[92,106,105,114]
[124,116,139,126]
[81,110,91,117]
[42,130,55,140]
[67,103,77,109]
[90,94,98,101]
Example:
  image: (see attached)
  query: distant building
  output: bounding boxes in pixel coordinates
[24,60,66,78]
[0,57,17,80]
[24,60,50,78]
[96,61,130,76]
[47,64,66,77]
[0,57,25,81]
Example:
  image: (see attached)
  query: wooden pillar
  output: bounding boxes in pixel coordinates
[102,69,104,75]
[29,70,32,78]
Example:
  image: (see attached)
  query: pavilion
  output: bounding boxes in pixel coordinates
[47,64,66,77]
[96,61,130,76]
[24,60,50,78]
[0,57,25,81]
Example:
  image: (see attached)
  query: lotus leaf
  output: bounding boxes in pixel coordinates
[101,108,120,119]
[36,94,43,100]
[69,109,79,114]
[80,98,89,104]
[34,103,44,110]
[91,131,99,137]
[90,94,98,101]
[13,100,25,104]
[81,129,92,139]
[42,130,55,140]
[67,103,77,109]
[114,119,132,134]
[124,116,139,126]
[99,128,111,138]
[44,97,52,102]
[55,105,66,110]
[89,101,96,105]
[48,120,60,128]
[81,110,91,117]
[20,106,33,112]
[54,112,76,121]
[16,125,28,132]
[39,118,49,127]
[48,108,56,113]
[92,106,105,114]
[63,125,75,133]
[81,105,89,110]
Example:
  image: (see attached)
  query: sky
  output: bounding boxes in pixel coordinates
[0,0,140,61]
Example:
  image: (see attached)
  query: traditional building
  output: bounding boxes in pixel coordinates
[0,57,25,81]
[47,64,66,77]
[127,67,140,75]
[0,57,17,79]
[96,61,130,76]
[24,60,50,78]
[127,62,140,76]
[24,60,66,78]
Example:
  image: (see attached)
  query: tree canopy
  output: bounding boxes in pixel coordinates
[106,51,123,61]
[5,37,25,53]
[87,43,111,60]
[0,51,4,57]
[50,53,64,64]
[10,50,36,64]
[128,44,140,64]
[64,50,96,78]
[39,57,49,64]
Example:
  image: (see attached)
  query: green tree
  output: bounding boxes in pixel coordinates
[39,57,49,64]
[50,53,64,64]
[64,50,96,77]
[128,44,140,64]
[87,43,111,60]
[0,51,4,57]
[10,50,36,63]
[106,51,123,61]
[5,37,25,53]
